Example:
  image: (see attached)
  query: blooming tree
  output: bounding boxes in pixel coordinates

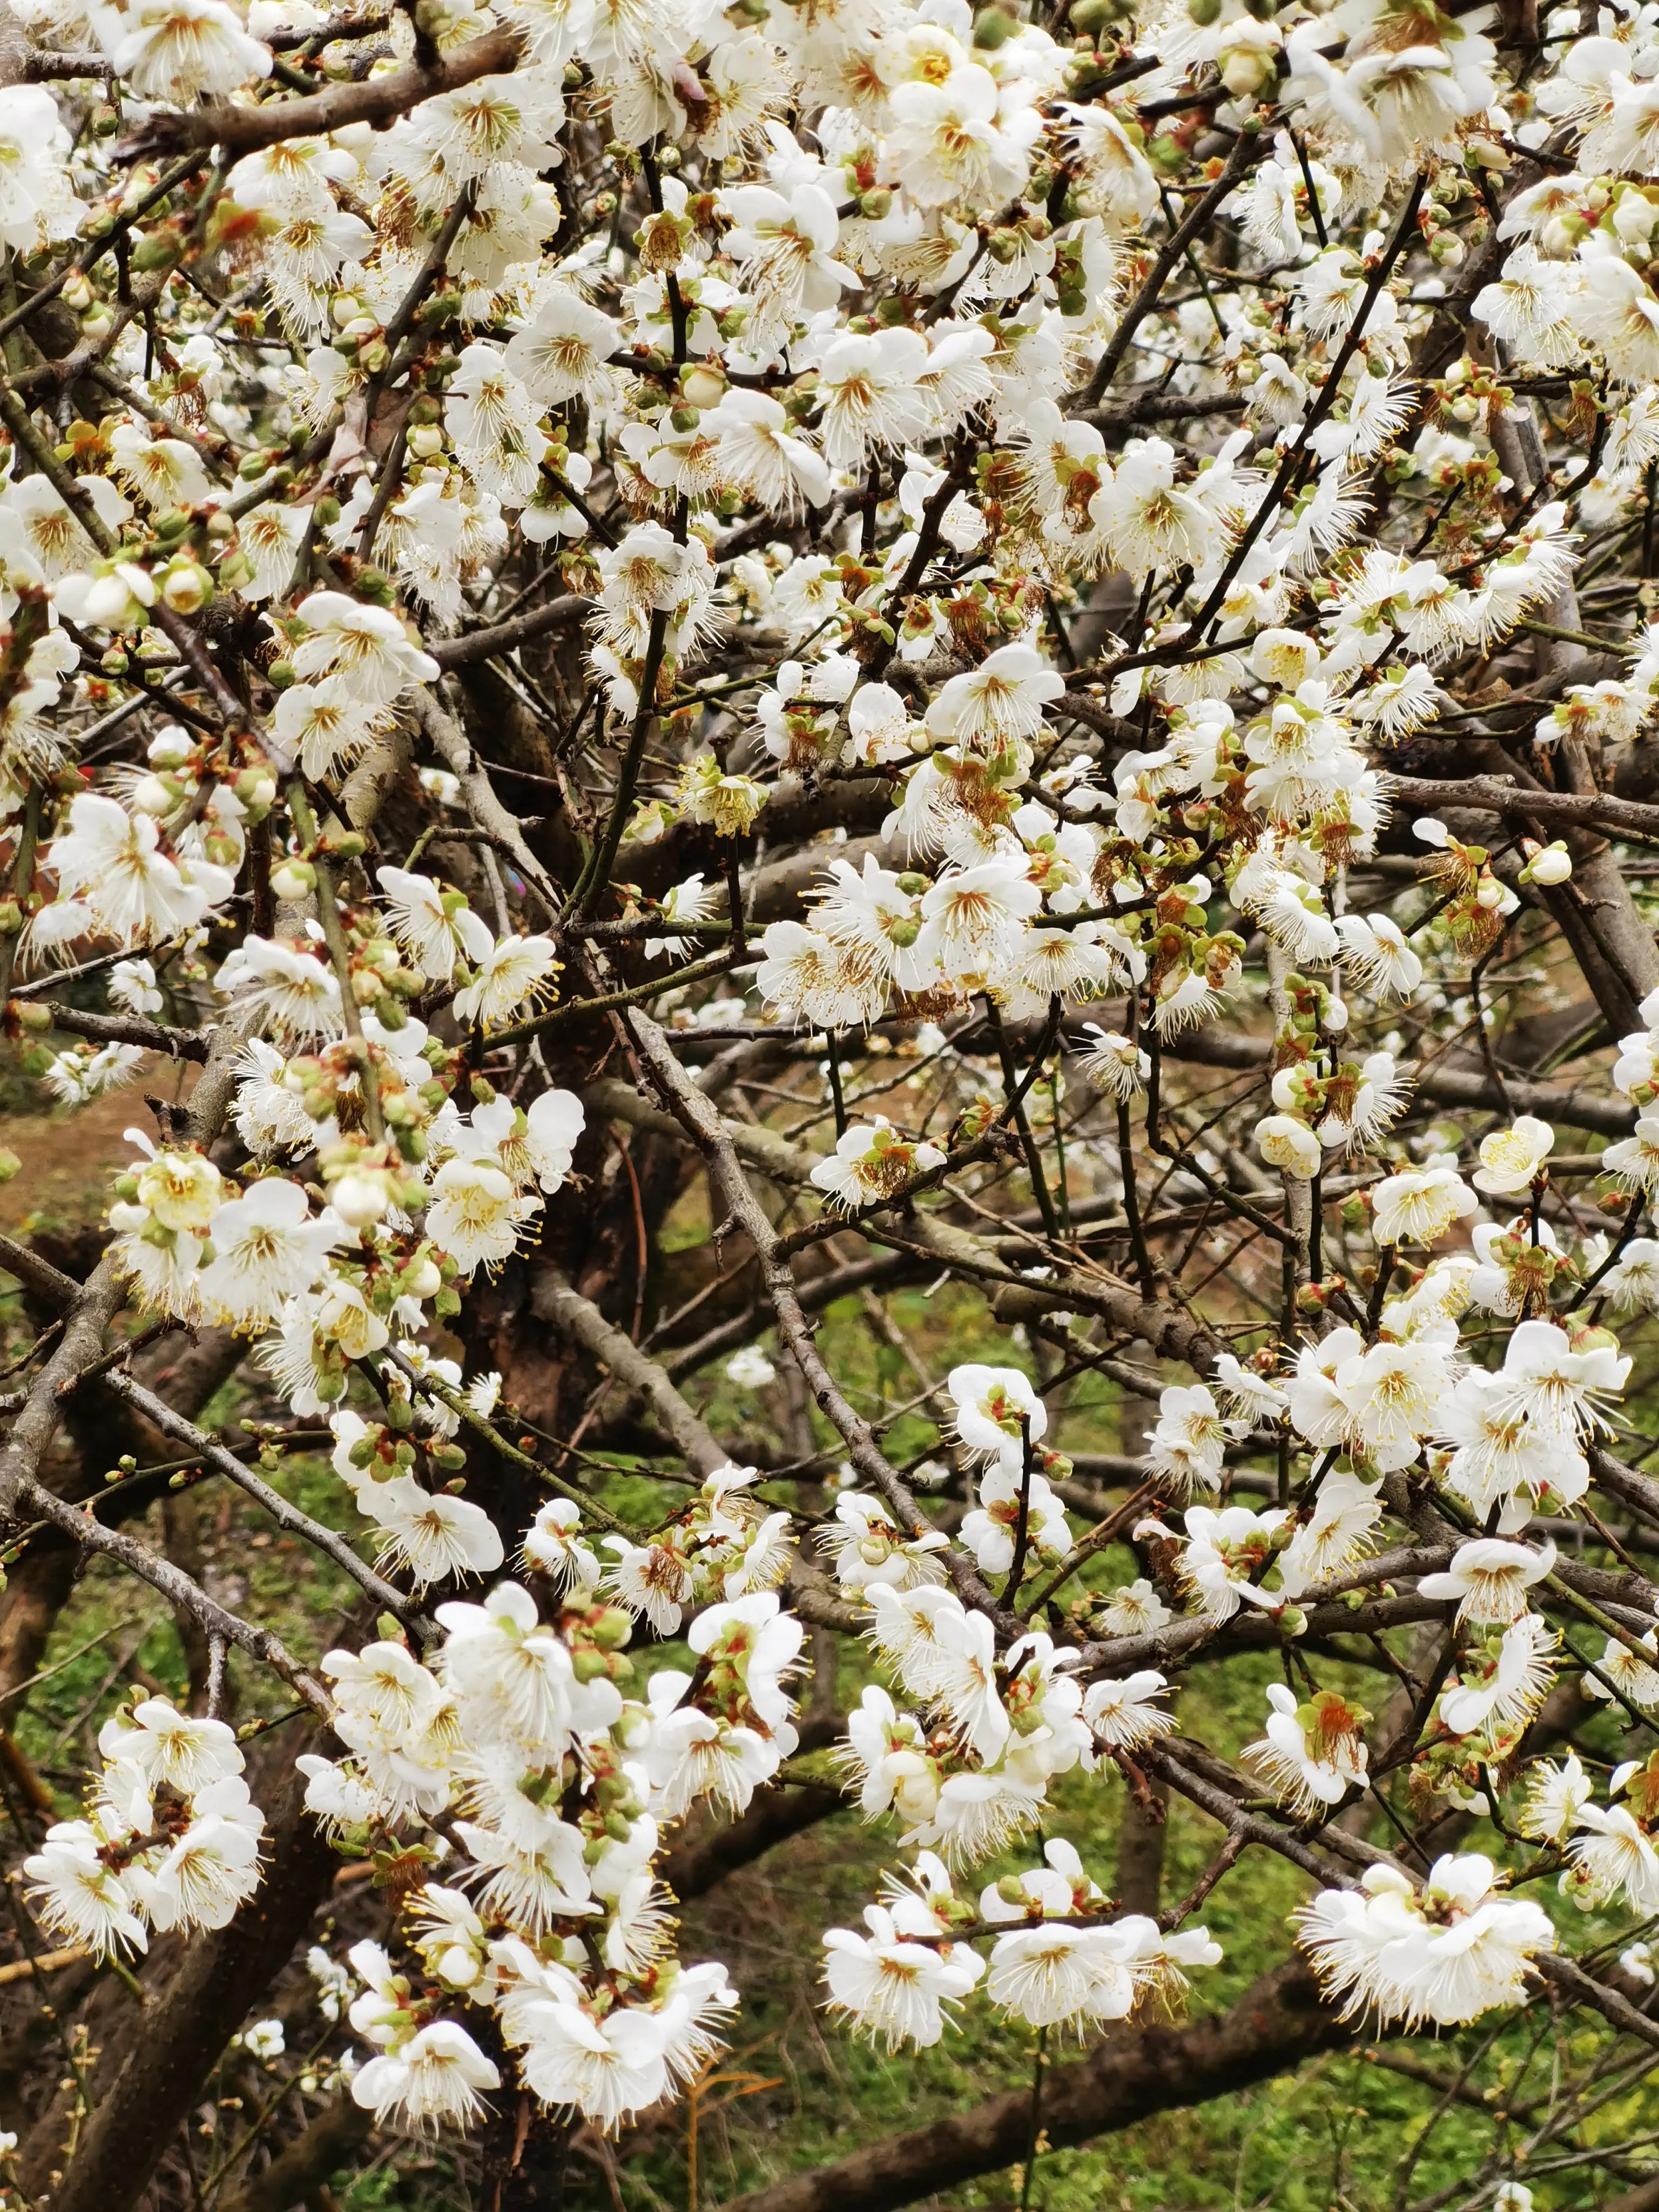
[4,0,1659,2202]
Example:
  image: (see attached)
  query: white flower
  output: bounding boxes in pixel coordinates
[234,500,309,601]
[946,1363,1047,1467]
[814,327,931,469]
[48,793,227,947]
[657,1962,739,2090]
[1520,1754,1594,1845]
[452,934,558,1029]
[365,1476,505,1590]
[601,1539,694,1636]
[1078,1026,1149,1098]
[98,1696,241,1797]
[198,1179,341,1330]
[915,1770,1046,1864]
[1603,1113,1659,1195]
[132,1138,221,1231]
[923,643,1064,753]
[810,1121,947,1209]
[646,1704,776,1824]
[272,679,386,780]
[642,872,717,961]
[755,919,882,1029]
[43,1043,146,1104]
[291,590,439,706]
[1440,1616,1559,1739]
[1212,1354,1289,1427]
[819,1494,949,1594]
[109,958,163,1015]
[1569,1803,1659,1916]
[871,1583,973,1698]
[822,1906,983,2051]
[839,1685,940,1825]
[914,861,1043,984]
[708,388,831,513]
[505,286,618,407]
[454,1813,592,1932]
[1253,871,1339,967]
[1371,1155,1478,1246]
[133,1782,264,1932]
[1081,1670,1174,1752]
[725,1344,777,1390]
[55,561,157,630]
[1598,1236,1659,1316]
[1419,1538,1555,1626]
[107,0,271,98]
[687,1593,802,1732]
[435,1582,582,1754]
[1297,1856,1555,2028]
[1318,1052,1412,1154]
[24,1823,147,1957]
[406,1885,488,1991]
[447,343,547,509]
[1333,1337,1452,1473]
[517,2002,668,2131]
[351,2020,500,2134]
[376,868,495,982]
[1244,1683,1368,1817]
[1178,1504,1289,1622]
[521,1497,601,1593]
[1144,1384,1228,1497]
[984,1921,1141,2031]
[960,1462,1068,1577]
[1435,1368,1581,1530]
[1586,1627,1659,1710]
[1488,1317,1630,1440]
[1473,1115,1555,1197]
[875,1591,1007,1762]
[1255,1113,1323,1180]
[515,1089,585,1191]
[426,1156,539,1275]
[109,423,213,513]
[216,936,342,1043]
[1278,1469,1382,1594]
[1096,1579,1171,1636]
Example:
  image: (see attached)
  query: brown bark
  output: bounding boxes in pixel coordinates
[663,1782,845,1904]
[716,1955,1350,2212]
[0,1545,79,1728]
[1114,1774,1169,1918]
[220,2094,373,2212]
[122,26,523,157]
[478,2088,574,2212]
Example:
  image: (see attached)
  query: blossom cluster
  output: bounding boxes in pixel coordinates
[8,0,1659,2164]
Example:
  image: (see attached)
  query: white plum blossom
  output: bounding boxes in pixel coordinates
[3,1,1657,2183]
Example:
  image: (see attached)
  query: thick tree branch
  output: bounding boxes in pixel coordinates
[119,26,522,158]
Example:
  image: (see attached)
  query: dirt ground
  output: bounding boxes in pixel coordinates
[0,1055,193,1233]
